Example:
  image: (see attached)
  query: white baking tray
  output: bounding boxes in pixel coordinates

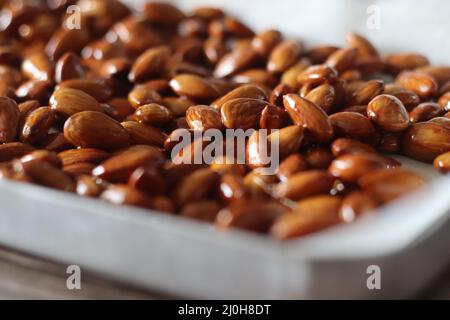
[1,0,450,299]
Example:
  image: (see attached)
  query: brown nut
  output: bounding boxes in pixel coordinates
[169,74,220,101]
[329,153,398,183]
[50,87,102,117]
[63,111,130,150]
[339,191,377,223]
[58,148,109,167]
[395,71,438,100]
[267,40,302,74]
[252,29,282,57]
[367,94,410,132]
[275,170,335,200]
[128,87,162,109]
[134,103,174,126]
[144,2,185,25]
[54,52,84,83]
[276,154,308,182]
[221,98,267,129]
[180,200,221,222]
[402,121,450,162]
[259,104,289,129]
[171,168,219,206]
[329,112,376,142]
[283,94,333,142]
[359,168,427,204]
[19,107,55,144]
[325,48,357,73]
[409,102,445,123]
[385,53,429,74]
[121,121,167,147]
[0,97,20,143]
[434,151,450,174]
[128,166,166,196]
[186,105,223,131]
[211,84,267,111]
[129,46,171,82]
[348,80,384,106]
[93,146,165,183]
[331,138,376,157]
[270,195,342,240]
[101,184,153,209]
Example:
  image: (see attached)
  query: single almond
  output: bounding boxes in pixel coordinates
[186,105,223,131]
[20,107,56,144]
[221,98,267,129]
[121,121,167,147]
[0,97,20,143]
[50,87,103,117]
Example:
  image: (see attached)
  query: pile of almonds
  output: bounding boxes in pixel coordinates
[0,1,449,240]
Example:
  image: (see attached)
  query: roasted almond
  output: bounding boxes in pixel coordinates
[385,53,429,74]
[271,195,341,240]
[93,145,165,182]
[297,65,338,86]
[0,97,20,143]
[359,168,427,204]
[58,148,109,167]
[329,111,377,142]
[331,138,376,157]
[54,52,85,83]
[211,84,267,111]
[58,78,113,103]
[305,83,335,113]
[128,166,165,195]
[409,102,445,123]
[267,39,302,74]
[325,48,357,73]
[129,46,171,82]
[101,184,153,209]
[275,170,335,200]
[180,200,221,222]
[128,87,162,109]
[402,121,450,162]
[213,43,258,78]
[367,94,410,132]
[221,98,267,129]
[434,151,450,174]
[259,104,289,129]
[171,168,219,206]
[395,71,438,100]
[251,29,282,57]
[64,111,130,150]
[21,52,54,82]
[21,150,62,168]
[348,80,384,106]
[186,105,223,131]
[19,107,55,144]
[169,74,220,101]
[283,94,333,142]
[145,2,185,25]
[345,32,379,58]
[329,153,398,183]
[339,191,377,223]
[50,87,102,117]
[121,121,167,147]
[134,103,174,126]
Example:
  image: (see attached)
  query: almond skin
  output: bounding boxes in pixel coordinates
[331,138,376,157]
[180,200,221,222]
[93,146,165,183]
[367,94,410,132]
[54,52,85,83]
[329,112,377,142]
[0,142,35,162]
[395,71,438,100]
[283,94,333,142]
[0,97,20,143]
[186,105,223,131]
[305,83,335,113]
[409,102,445,123]
[252,29,282,57]
[101,184,154,209]
[171,168,219,206]
[359,168,427,204]
[339,191,378,223]
[402,122,450,162]
[213,43,258,78]
[19,107,56,144]
[221,98,267,129]
[134,103,174,126]
[58,78,113,103]
[63,111,130,150]
[434,151,450,173]
[58,148,109,167]
[271,195,341,240]
[211,84,267,111]
[169,74,220,101]
[50,87,103,117]
[121,121,167,147]
[267,39,303,73]
[348,80,384,106]
[275,170,335,200]
[129,46,171,82]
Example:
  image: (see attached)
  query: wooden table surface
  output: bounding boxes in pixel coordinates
[0,245,448,299]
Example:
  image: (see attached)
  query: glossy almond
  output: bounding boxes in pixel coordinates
[267,40,302,73]
[305,83,335,113]
[385,53,429,74]
[128,87,162,109]
[329,153,397,183]
[259,104,289,129]
[121,121,167,147]
[221,98,267,129]
[145,2,185,25]
[271,195,341,240]
[58,148,109,167]
[402,122,450,162]
[345,32,379,57]
[434,151,450,174]
[54,52,84,83]
[93,146,165,182]
[275,170,335,200]
[64,111,129,150]
[101,184,153,209]
[325,48,357,73]
[128,167,165,195]
[276,154,308,182]
[50,87,102,117]
[216,201,286,233]
[0,97,20,143]
[58,78,113,103]
[251,29,282,57]
[359,168,427,204]
[297,65,338,86]
[211,84,267,111]
[395,71,438,100]
[21,52,53,82]
[331,138,376,157]
[20,107,55,144]
[348,80,384,106]
[17,160,74,192]
[21,150,62,168]
[186,105,223,131]
[367,94,410,132]
[213,43,258,78]
[329,112,377,142]
[129,46,171,82]
[0,142,35,162]
[171,168,219,206]
[134,103,173,126]
[180,200,221,222]
[339,191,377,223]
[76,175,105,197]
[283,94,333,142]
[169,74,220,101]
[409,102,445,123]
